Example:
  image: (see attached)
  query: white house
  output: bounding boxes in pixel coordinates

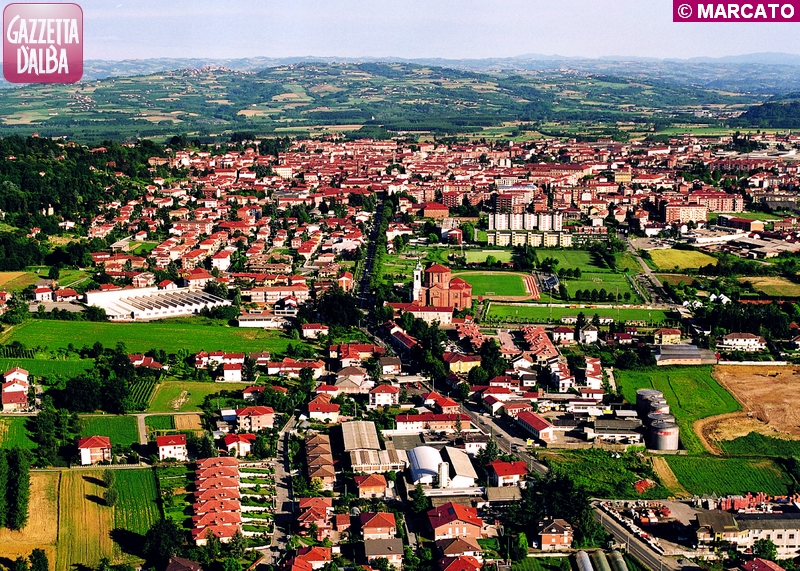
[368,384,400,408]
[718,332,767,352]
[222,363,243,382]
[157,435,188,461]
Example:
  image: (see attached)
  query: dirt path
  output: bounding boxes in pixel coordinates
[692,412,749,456]
[651,456,690,499]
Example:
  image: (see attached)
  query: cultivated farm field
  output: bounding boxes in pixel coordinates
[1,319,299,354]
[0,471,59,563]
[665,456,791,496]
[0,357,93,378]
[648,249,717,270]
[0,416,36,449]
[79,416,140,447]
[112,469,160,561]
[616,366,741,454]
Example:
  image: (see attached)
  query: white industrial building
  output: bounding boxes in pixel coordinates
[85,286,230,321]
[407,445,478,489]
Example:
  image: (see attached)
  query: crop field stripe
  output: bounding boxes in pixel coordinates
[79,416,140,447]
[666,456,791,496]
[57,470,115,571]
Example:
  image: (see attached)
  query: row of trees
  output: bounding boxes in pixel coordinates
[0,447,31,529]
[8,549,49,571]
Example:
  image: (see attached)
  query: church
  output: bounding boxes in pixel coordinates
[411,261,473,310]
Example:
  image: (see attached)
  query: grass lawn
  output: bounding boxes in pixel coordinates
[0,416,36,449]
[648,249,717,271]
[487,303,670,324]
[665,456,792,496]
[0,357,93,378]
[1,319,302,354]
[145,415,175,430]
[149,380,250,412]
[655,274,694,286]
[511,556,572,571]
[616,253,643,273]
[464,250,514,263]
[0,271,40,292]
[79,415,140,447]
[129,242,158,255]
[615,366,741,454]
[455,272,527,296]
[740,276,800,297]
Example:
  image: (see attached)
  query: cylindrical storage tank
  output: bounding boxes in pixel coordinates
[650,420,680,450]
[636,389,662,415]
[609,551,629,571]
[648,399,670,415]
[647,412,676,425]
[576,551,594,571]
[591,551,612,571]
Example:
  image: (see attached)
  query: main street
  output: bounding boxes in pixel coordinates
[261,416,296,566]
[594,506,683,571]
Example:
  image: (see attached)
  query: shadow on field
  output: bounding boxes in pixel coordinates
[111,528,145,557]
[85,494,105,505]
[83,475,105,487]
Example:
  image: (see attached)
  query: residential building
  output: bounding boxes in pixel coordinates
[78,435,112,465]
[157,435,188,461]
[537,518,573,551]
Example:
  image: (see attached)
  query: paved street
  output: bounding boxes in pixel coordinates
[594,507,682,571]
[263,416,295,565]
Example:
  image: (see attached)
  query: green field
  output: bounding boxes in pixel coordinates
[512,557,572,571]
[0,357,93,378]
[0,416,36,449]
[149,381,250,412]
[113,468,161,543]
[616,366,741,454]
[740,276,800,297]
[648,249,717,271]
[79,416,140,447]
[718,433,800,457]
[144,415,175,431]
[455,272,527,296]
[487,304,670,324]
[1,319,301,354]
[465,250,514,263]
[665,456,791,496]
[562,273,638,301]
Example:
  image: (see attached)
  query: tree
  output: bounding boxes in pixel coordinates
[102,469,116,488]
[143,518,185,565]
[468,366,489,385]
[252,435,269,459]
[457,382,471,402]
[198,434,218,459]
[753,538,778,561]
[227,529,247,559]
[222,559,242,571]
[476,437,500,466]
[103,488,119,507]
[29,549,49,571]
[575,312,587,332]
[372,558,395,571]
[12,557,29,571]
[510,533,529,561]
[409,483,431,514]
[6,447,31,530]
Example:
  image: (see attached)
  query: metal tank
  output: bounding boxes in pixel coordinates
[590,551,612,571]
[609,551,629,571]
[647,412,676,425]
[576,551,594,571]
[636,389,662,416]
[648,399,670,415]
[649,420,680,450]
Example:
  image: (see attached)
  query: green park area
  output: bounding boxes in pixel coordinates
[616,366,741,455]
[486,303,670,324]
[0,357,93,378]
[1,319,299,354]
[464,250,514,264]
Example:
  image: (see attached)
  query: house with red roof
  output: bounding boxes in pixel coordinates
[78,435,112,465]
[307,399,340,423]
[302,323,330,339]
[517,411,555,442]
[223,433,256,457]
[428,502,483,540]
[368,384,400,408]
[295,546,332,569]
[354,474,387,499]
[235,406,275,431]
[157,434,188,461]
[360,512,397,540]
[487,459,529,487]
[438,556,482,571]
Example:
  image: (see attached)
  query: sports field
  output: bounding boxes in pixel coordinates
[455,272,527,296]
[616,366,741,454]
[79,416,140,447]
[1,319,300,354]
[0,416,36,449]
[665,456,791,496]
[562,273,638,301]
[648,249,717,271]
[487,303,669,324]
[740,276,800,297]
[149,380,250,412]
[0,357,93,378]
[464,250,514,263]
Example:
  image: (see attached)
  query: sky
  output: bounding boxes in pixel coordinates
[69,0,800,61]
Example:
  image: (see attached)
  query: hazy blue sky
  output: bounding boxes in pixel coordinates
[74,0,800,60]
